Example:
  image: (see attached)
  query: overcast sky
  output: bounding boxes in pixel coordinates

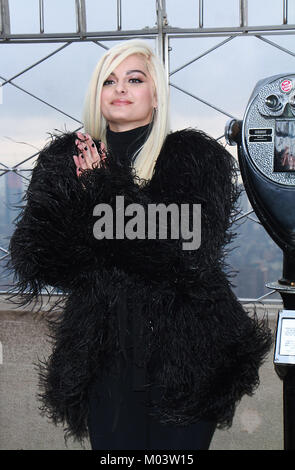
[1,0,295,167]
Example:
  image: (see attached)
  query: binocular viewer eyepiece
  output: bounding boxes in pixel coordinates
[262,88,295,117]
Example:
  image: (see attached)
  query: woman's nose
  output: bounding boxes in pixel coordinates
[115,81,127,94]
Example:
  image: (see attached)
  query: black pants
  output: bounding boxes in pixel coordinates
[87,367,216,450]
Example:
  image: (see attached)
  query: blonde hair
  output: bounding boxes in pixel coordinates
[82,39,170,183]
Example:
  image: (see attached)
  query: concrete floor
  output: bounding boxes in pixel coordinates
[0,294,284,450]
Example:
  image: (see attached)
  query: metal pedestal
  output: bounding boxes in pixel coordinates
[266,280,295,450]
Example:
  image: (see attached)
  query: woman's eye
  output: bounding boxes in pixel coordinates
[129,78,143,84]
[103,79,114,86]
[103,77,143,86]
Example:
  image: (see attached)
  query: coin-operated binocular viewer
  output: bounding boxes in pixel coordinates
[225,74,295,450]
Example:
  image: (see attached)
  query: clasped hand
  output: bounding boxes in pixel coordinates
[73,132,107,178]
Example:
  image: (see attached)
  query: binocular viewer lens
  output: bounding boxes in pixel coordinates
[265,94,282,111]
[264,93,295,111]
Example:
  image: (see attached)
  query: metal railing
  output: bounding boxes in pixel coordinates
[0,0,294,41]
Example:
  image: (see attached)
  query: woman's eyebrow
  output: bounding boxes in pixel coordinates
[126,69,147,77]
[108,69,147,79]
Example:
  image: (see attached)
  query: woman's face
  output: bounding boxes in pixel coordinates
[100,54,157,132]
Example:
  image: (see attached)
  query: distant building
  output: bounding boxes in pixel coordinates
[0,171,25,289]
[5,171,24,227]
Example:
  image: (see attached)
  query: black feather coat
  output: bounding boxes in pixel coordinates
[7,128,272,442]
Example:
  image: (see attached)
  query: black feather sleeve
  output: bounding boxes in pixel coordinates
[6,131,155,305]
[149,128,240,260]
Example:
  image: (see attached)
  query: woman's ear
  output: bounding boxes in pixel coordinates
[152,91,158,110]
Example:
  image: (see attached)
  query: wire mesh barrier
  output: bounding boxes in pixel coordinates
[0,0,294,305]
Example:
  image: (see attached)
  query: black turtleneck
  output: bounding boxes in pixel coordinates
[106,124,151,166]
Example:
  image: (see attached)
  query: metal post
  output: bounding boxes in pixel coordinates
[75,0,87,37]
[239,0,248,27]
[0,0,10,36]
[0,0,2,35]
[156,0,168,78]
[117,0,122,31]
[199,0,204,29]
[39,0,44,34]
[276,254,295,450]
[283,0,288,25]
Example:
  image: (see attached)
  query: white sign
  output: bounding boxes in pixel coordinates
[280,318,295,356]
[274,310,295,365]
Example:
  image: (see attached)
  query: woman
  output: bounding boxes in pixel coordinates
[7,40,272,450]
